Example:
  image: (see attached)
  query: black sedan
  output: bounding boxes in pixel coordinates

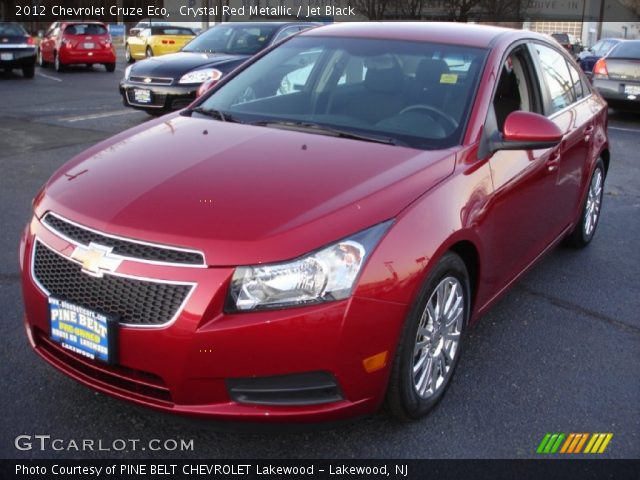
[120,22,317,114]
[0,22,37,78]
[592,40,640,111]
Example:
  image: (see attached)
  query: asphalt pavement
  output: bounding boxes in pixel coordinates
[0,52,638,459]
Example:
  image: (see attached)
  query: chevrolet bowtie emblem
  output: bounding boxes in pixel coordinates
[71,243,122,278]
[143,77,152,83]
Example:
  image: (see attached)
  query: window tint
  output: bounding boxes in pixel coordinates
[609,41,640,59]
[64,24,108,36]
[566,62,585,100]
[534,44,575,114]
[0,24,27,36]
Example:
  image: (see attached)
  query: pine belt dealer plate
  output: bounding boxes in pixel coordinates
[133,89,152,104]
[49,297,118,364]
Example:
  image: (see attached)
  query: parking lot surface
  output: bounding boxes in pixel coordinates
[1,53,638,459]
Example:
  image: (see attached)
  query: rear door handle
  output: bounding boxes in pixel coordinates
[547,151,561,172]
[584,125,594,142]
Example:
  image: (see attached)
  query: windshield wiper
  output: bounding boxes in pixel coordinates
[250,120,404,146]
[184,107,241,123]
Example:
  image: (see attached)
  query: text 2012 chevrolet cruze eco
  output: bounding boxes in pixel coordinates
[20,23,609,422]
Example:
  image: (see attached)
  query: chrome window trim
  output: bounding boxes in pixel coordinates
[31,237,197,329]
[42,212,207,268]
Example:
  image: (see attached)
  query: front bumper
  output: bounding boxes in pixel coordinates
[593,77,640,109]
[0,46,36,68]
[20,216,408,422]
[120,80,198,112]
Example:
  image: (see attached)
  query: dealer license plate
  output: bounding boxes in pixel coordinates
[133,89,152,104]
[624,85,640,95]
[49,297,117,364]
[1,53,13,61]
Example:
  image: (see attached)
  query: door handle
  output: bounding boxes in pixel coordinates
[584,125,594,142]
[547,151,561,172]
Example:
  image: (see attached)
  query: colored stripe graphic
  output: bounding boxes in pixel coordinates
[537,433,613,454]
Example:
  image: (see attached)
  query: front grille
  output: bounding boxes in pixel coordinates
[43,213,205,265]
[34,328,173,404]
[130,75,173,85]
[33,240,193,326]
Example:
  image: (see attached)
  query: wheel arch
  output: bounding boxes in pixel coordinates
[448,240,480,316]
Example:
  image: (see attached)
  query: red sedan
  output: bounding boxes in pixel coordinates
[20,23,608,422]
[38,21,116,72]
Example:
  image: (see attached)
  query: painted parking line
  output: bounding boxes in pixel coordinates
[609,126,640,133]
[61,110,137,122]
[37,72,62,82]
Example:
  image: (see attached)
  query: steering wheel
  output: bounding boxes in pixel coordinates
[398,105,458,132]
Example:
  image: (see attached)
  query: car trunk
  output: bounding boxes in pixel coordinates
[605,58,640,81]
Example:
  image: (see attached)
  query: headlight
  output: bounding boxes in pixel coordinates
[226,221,392,312]
[124,65,132,80]
[178,68,223,84]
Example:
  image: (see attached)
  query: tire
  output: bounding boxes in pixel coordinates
[37,48,47,67]
[145,47,153,58]
[104,63,116,72]
[54,52,64,72]
[386,252,470,421]
[125,45,135,63]
[564,159,605,248]
[22,65,35,78]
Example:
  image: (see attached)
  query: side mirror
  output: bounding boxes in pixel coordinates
[489,111,562,153]
[196,78,219,97]
[129,28,141,37]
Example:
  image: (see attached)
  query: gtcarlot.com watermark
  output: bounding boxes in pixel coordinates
[14,435,194,452]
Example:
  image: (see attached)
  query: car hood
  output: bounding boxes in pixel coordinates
[37,114,457,265]
[129,52,248,77]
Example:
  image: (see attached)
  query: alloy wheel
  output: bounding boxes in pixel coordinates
[584,168,603,237]
[412,276,464,399]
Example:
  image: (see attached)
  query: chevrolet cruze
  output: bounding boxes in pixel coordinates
[21,23,609,422]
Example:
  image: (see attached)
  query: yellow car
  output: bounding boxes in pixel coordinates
[125,26,196,63]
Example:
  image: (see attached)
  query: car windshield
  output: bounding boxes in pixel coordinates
[197,36,487,150]
[0,23,27,36]
[609,41,640,59]
[182,24,279,55]
[151,27,194,36]
[64,24,107,36]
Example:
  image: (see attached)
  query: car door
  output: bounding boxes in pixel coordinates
[529,43,594,234]
[479,44,565,293]
[41,25,57,63]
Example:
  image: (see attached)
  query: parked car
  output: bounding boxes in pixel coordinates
[578,38,624,80]
[119,22,317,114]
[551,32,580,57]
[0,22,36,78]
[22,23,608,423]
[592,39,640,110]
[125,25,196,63]
[38,21,116,72]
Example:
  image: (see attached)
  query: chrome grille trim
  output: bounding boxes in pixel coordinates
[129,76,174,85]
[31,237,197,329]
[42,212,206,267]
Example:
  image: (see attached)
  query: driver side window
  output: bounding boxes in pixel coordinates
[492,47,537,132]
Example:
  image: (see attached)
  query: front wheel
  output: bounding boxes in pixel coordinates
[386,252,470,421]
[22,65,35,78]
[564,159,605,248]
[54,52,64,72]
[125,45,134,63]
[145,47,153,58]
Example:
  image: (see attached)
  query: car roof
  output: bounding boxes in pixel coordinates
[301,22,525,48]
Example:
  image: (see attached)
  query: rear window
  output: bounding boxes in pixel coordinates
[64,24,108,36]
[151,27,194,36]
[0,24,27,36]
[609,42,640,59]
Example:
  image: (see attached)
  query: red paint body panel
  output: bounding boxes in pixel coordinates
[21,23,609,422]
[39,21,116,66]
